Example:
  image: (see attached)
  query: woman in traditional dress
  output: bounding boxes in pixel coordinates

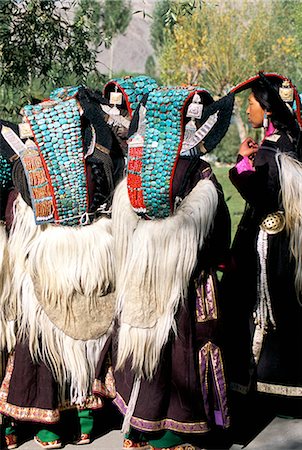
[222,72,302,439]
[0,78,160,450]
[93,87,235,450]
[0,87,121,450]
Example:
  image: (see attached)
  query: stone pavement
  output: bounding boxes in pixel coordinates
[17,429,123,450]
[13,416,302,450]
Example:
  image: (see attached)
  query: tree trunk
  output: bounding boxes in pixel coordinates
[109,41,114,79]
[233,100,247,143]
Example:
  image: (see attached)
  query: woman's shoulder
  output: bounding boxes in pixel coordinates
[262,129,295,153]
[255,130,295,167]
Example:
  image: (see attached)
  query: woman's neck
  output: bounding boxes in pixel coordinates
[265,121,276,137]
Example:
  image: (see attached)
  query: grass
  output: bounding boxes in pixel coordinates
[212,165,245,242]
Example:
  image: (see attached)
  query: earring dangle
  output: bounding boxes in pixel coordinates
[263,111,268,129]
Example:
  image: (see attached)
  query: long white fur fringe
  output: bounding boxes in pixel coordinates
[7,195,115,404]
[277,152,302,305]
[112,178,218,379]
[0,222,15,351]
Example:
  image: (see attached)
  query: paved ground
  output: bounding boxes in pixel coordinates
[244,417,302,450]
[12,416,302,450]
[17,429,123,450]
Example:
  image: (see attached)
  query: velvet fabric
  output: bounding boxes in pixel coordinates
[222,130,302,398]
[93,157,231,443]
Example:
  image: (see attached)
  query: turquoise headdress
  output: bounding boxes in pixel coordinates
[0,154,12,191]
[19,86,88,226]
[127,86,215,219]
[0,120,22,193]
[103,75,158,117]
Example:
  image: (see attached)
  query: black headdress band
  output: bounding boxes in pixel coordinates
[231,72,302,127]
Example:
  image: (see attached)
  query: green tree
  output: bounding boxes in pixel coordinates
[150,0,172,54]
[150,0,202,55]
[101,0,131,47]
[100,0,132,77]
[0,0,104,120]
[0,0,104,87]
[284,0,302,90]
[155,0,301,159]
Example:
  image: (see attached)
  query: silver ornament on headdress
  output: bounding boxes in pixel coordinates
[279,79,294,103]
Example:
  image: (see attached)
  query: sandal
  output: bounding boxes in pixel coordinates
[75,433,91,445]
[152,446,197,450]
[5,434,18,450]
[34,435,62,449]
[123,438,152,449]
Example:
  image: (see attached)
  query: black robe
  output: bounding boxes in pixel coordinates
[222,130,302,400]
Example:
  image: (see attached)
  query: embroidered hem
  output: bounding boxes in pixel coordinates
[92,366,116,399]
[0,354,104,423]
[0,355,60,424]
[113,392,209,434]
[257,382,302,397]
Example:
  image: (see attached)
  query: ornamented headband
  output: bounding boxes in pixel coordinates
[231,72,302,126]
[127,86,215,219]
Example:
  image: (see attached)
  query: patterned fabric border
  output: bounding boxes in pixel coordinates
[127,138,146,213]
[257,381,302,397]
[92,367,116,399]
[19,141,54,223]
[195,271,218,322]
[199,342,230,429]
[23,97,88,226]
[104,76,158,117]
[0,354,103,423]
[61,396,104,411]
[113,392,209,434]
[0,354,60,424]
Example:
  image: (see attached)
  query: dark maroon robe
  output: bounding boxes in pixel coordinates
[93,157,231,439]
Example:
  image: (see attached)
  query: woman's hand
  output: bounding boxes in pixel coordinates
[239,137,258,157]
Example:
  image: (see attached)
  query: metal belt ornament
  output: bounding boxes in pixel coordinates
[22,88,88,226]
[104,75,158,117]
[260,211,285,234]
[127,87,209,219]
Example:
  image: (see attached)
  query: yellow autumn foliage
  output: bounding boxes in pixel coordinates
[159,0,299,94]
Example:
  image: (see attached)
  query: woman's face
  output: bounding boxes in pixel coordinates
[246,93,265,128]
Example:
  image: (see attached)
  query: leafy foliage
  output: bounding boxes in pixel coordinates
[153,0,302,161]
[157,0,300,92]
[151,0,202,54]
[100,0,131,48]
[0,0,100,86]
[0,0,105,120]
